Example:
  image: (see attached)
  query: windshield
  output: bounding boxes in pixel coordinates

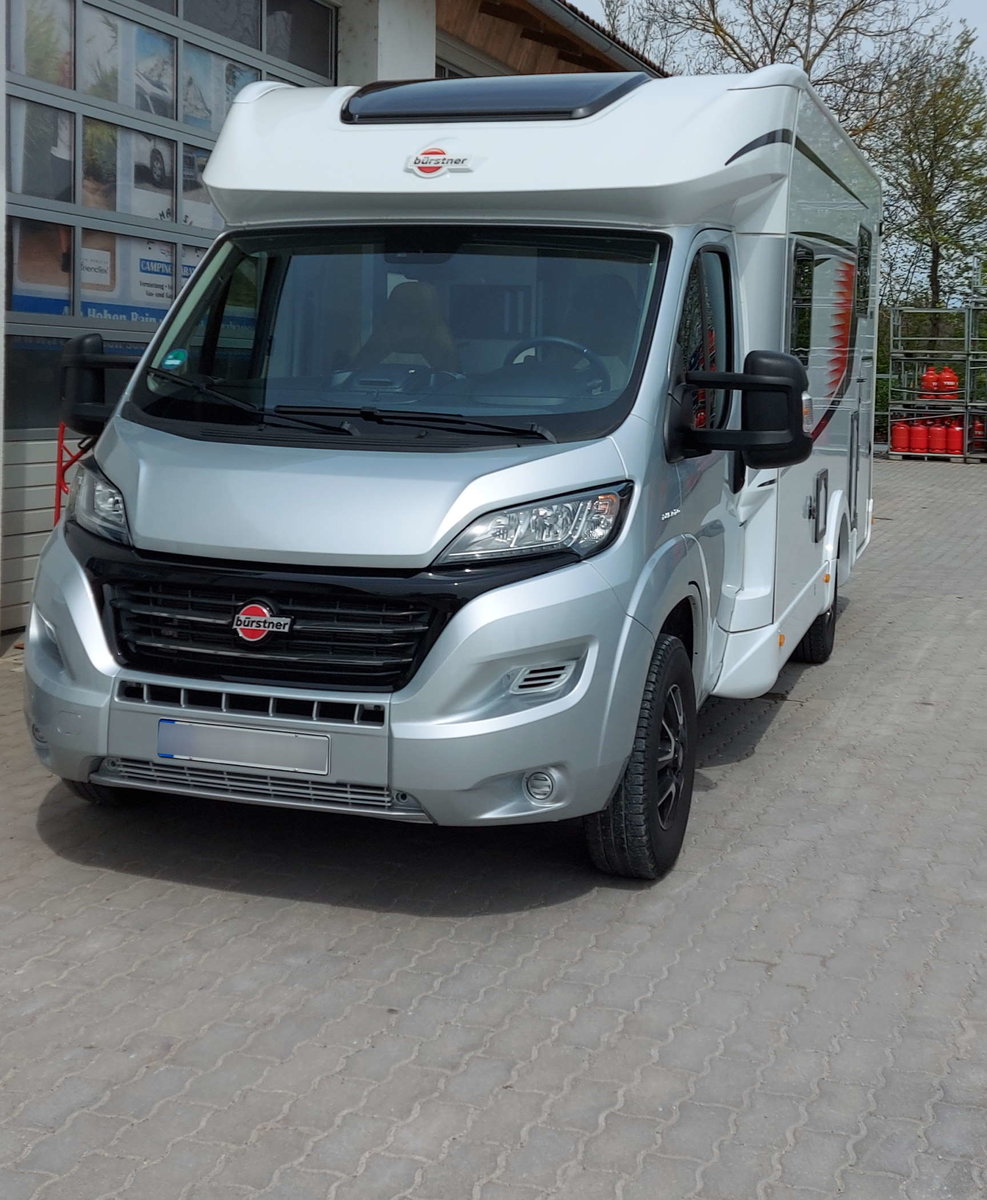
[130,226,667,447]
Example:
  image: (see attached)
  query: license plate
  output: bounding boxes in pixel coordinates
[157,720,329,775]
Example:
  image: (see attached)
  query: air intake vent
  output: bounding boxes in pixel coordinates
[511,662,576,694]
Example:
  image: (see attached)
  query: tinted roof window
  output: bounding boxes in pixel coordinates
[342,73,649,124]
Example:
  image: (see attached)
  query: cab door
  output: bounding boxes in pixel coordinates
[668,237,742,675]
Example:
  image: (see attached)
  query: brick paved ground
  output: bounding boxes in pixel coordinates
[1,458,985,1200]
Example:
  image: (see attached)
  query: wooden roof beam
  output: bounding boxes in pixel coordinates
[478,0,537,27]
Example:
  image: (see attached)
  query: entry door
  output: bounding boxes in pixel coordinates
[774,241,857,617]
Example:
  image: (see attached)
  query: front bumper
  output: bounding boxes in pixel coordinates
[25,524,651,826]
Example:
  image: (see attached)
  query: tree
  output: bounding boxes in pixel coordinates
[874,26,987,308]
[602,0,944,143]
[602,0,987,309]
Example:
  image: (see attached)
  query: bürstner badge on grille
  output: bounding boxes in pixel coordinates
[233,601,293,643]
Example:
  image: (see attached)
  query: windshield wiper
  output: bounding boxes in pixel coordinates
[275,405,557,443]
[145,367,355,435]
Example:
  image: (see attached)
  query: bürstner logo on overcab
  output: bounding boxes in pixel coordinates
[406,147,473,178]
[232,601,293,643]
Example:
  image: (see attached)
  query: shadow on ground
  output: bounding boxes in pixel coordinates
[36,781,614,917]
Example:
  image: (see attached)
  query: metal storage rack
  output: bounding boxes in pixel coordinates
[888,300,987,461]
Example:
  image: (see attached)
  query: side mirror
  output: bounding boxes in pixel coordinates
[680,350,812,469]
[61,333,141,437]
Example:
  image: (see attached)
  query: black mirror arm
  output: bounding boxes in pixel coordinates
[62,354,142,371]
[684,370,798,394]
[685,427,805,452]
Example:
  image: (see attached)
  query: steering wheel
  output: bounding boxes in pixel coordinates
[502,337,611,391]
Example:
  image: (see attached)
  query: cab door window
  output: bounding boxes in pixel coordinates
[675,250,733,430]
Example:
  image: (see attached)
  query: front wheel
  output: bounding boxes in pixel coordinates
[584,635,697,880]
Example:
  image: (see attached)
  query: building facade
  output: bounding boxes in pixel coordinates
[3,0,654,629]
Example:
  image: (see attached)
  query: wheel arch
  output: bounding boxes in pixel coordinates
[822,488,851,604]
[625,534,708,689]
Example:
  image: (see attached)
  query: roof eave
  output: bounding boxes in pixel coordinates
[529,0,665,76]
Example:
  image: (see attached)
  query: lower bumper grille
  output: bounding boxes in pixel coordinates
[95,757,429,822]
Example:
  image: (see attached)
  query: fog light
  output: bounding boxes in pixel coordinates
[523,770,556,803]
[31,723,48,745]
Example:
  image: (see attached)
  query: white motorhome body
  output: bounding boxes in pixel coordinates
[25,68,880,879]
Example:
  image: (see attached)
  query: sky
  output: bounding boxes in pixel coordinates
[948,0,986,54]
[576,0,985,57]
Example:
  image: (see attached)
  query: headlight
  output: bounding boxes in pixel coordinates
[436,484,631,564]
[66,460,131,545]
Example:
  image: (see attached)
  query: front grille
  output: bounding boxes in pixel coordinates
[96,757,429,820]
[101,576,447,690]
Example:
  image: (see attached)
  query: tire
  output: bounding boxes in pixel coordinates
[584,635,697,880]
[792,577,838,664]
[65,779,140,808]
[149,149,166,188]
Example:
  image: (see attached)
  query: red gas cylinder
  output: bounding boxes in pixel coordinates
[970,415,986,451]
[939,366,960,401]
[918,366,940,400]
[909,421,930,453]
[946,419,964,455]
[890,420,911,452]
[928,420,947,454]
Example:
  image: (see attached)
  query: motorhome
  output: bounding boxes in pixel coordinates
[25,67,880,879]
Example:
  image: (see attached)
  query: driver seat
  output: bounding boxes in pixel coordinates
[350,282,459,373]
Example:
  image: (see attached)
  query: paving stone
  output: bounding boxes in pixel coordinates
[332,1152,422,1200]
[923,1103,987,1161]
[387,1099,471,1158]
[495,1126,584,1190]
[413,1140,502,1197]
[804,1080,870,1135]
[15,1113,126,1176]
[16,1079,108,1132]
[778,1127,853,1190]
[622,1154,701,1200]
[581,1112,658,1171]
[837,1170,907,1200]
[657,1101,732,1159]
[698,1140,778,1199]
[850,1116,920,1178]
[32,1152,137,1200]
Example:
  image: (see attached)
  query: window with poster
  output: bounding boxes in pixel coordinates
[5,0,338,435]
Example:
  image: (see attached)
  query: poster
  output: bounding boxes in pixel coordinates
[83,118,176,221]
[7,97,74,203]
[80,231,175,324]
[182,145,222,229]
[182,244,207,287]
[8,219,72,316]
[7,0,72,86]
[79,6,176,118]
[183,45,258,134]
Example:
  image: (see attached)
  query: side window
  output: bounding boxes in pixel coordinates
[790,243,857,404]
[790,245,814,367]
[856,226,872,314]
[675,249,733,430]
[189,255,262,379]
